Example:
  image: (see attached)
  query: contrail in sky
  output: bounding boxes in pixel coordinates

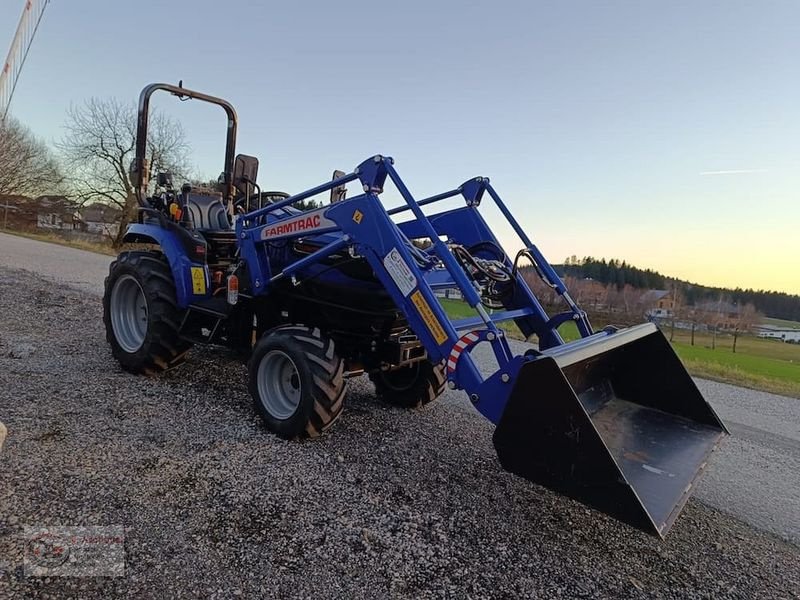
[699,169,767,176]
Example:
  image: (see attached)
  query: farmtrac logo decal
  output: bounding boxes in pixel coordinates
[261,206,336,241]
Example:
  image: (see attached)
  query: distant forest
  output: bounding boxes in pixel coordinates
[554,257,800,322]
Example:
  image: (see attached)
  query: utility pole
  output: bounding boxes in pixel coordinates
[1,0,50,121]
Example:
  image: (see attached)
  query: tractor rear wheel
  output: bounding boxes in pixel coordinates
[103,251,191,374]
[249,325,346,439]
[370,360,446,409]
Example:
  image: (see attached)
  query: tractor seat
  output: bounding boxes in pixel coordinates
[185,192,230,231]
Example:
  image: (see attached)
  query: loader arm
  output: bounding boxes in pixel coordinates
[235,155,727,537]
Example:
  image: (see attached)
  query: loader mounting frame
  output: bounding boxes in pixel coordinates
[233,155,727,537]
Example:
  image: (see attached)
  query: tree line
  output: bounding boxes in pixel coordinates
[556,257,799,321]
[561,256,667,290]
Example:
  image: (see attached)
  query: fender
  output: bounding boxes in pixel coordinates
[123,222,210,308]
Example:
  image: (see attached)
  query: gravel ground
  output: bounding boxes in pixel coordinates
[0,265,799,599]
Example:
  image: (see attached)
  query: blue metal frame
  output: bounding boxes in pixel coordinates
[233,155,605,424]
[123,223,209,308]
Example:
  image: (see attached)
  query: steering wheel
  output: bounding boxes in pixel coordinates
[233,191,291,213]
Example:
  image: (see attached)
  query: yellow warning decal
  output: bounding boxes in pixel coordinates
[190,267,206,295]
[410,290,448,345]
[352,209,364,224]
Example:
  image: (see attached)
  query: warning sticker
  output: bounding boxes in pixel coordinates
[411,290,448,345]
[190,267,206,295]
[383,248,417,297]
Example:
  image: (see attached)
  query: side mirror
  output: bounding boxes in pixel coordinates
[330,170,347,203]
[233,154,259,194]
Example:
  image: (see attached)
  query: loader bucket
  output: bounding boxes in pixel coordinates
[493,323,727,537]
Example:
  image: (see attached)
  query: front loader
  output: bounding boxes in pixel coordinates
[104,83,727,538]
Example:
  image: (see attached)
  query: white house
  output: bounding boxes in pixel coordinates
[642,290,674,320]
[35,196,79,231]
[79,203,121,238]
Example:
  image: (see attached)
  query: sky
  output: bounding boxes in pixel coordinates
[3,0,799,294]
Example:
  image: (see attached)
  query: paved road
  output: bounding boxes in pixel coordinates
[1,231,797,545]
[0,232,112,295]
[691,379,800,543]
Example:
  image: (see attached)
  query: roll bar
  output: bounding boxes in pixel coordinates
[132,82,238,207]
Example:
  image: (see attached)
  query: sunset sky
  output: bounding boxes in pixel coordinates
[3,0,798,293]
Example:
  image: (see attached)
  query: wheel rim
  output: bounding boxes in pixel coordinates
[110,274,148,353]
[257,350,302,419]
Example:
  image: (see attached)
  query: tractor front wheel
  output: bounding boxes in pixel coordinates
[370,360,446,409]
[103,251,191,374]
[249,325,346,439]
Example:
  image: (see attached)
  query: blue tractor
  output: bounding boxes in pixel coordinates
[104,83,727,537]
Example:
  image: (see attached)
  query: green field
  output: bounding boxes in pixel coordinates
[762,316,800,329]
[438,298,587,343]
[667,328,800,397]
[439,298,800,398]
[671,342,800,397]
[437,298,526,339]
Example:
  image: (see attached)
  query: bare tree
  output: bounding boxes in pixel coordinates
[58,98,190,246]
[604,283,621,318]
[708,294,732,350]
[521,269,560,307]
[0,118,62,198]
[581,278,606,311]
[668,287,684,342]
[687,305,708,346]
[732,303,760,353]
[618,284,643,323]
[710,310,720,350]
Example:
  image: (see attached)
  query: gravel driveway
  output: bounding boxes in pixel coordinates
[0,237,799,598]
